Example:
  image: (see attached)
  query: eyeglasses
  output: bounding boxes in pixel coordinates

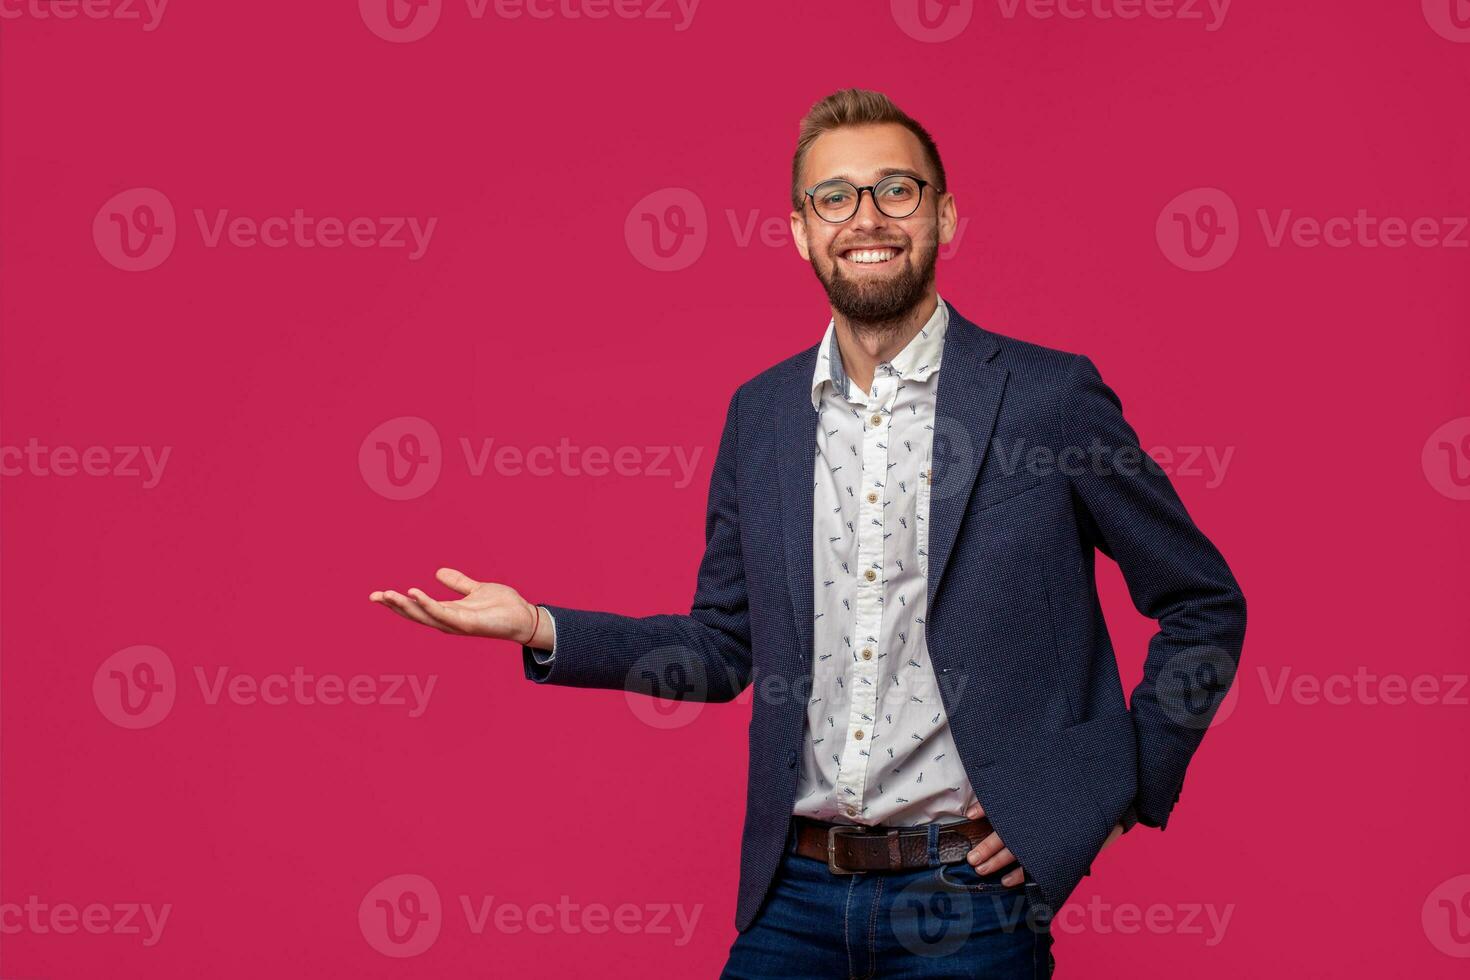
[804,174,931,223]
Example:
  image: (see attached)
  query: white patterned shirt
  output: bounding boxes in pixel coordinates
[533,297,979,827]
[793,296,980,826]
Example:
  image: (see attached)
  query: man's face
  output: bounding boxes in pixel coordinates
[791,122,957,324]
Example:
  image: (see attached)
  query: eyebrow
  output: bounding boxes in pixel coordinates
[816,167,922,185]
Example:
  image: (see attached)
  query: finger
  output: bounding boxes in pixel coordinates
[380,590,452,632]
[965,802,986,820]
[977,847,1016,874]
[966,831,1004,865]
[436,567,480,596]
[1001,867,1026,886]
[407,587,474,635]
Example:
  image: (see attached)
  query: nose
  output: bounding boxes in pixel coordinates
[849,188,887,230]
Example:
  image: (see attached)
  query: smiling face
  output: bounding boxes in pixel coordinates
[791,122,957,325]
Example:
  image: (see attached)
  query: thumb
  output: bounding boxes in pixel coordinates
[436,567,480,595]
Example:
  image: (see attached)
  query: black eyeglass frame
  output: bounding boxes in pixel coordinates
[802,174,933,223]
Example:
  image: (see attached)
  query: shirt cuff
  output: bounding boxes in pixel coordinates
[530,608,557,663]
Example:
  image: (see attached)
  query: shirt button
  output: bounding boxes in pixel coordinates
[864,569,877,582]
[866,491,878,503]
[870,413,882,426]
[861,648,873,660]
[854,729,865,740]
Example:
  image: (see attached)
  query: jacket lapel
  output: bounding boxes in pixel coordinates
[776,302,1007,664]
[924,305,1006,616]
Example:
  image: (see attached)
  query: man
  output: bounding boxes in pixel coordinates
[370,88,1247,977]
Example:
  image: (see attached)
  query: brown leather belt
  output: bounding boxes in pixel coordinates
[792,814,995,875]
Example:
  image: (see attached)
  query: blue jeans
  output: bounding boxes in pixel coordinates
[720,822,1055,979]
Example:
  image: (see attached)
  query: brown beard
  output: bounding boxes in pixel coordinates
[811,229,939,330]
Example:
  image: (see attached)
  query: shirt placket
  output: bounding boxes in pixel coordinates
[835,371,897,818]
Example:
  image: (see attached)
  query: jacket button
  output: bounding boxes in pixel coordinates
[787,749,798,769]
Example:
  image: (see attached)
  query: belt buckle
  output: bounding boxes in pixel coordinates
[826,825,865,875]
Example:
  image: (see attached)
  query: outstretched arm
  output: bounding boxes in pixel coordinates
[368,386,754,705]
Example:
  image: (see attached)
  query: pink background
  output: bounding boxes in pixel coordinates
[3,0,1468,976]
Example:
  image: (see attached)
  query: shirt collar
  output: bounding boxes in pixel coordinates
[810,295,948,410]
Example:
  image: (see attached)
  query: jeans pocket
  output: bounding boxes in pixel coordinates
[934,859,1025,894]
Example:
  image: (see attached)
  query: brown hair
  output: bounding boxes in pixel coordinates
[790,88,948,213]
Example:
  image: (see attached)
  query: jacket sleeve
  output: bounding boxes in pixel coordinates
[1062,354,1247,830]
[519,385,754,703]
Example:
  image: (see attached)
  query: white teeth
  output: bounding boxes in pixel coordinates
[847,248,896,264]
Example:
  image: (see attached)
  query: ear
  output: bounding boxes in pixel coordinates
[937,191,958,247]
[791,208,812,261]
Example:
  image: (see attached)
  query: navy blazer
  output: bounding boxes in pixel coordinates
[523,302,1247,931]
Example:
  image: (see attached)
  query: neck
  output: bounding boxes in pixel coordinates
[832,291,939,396]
